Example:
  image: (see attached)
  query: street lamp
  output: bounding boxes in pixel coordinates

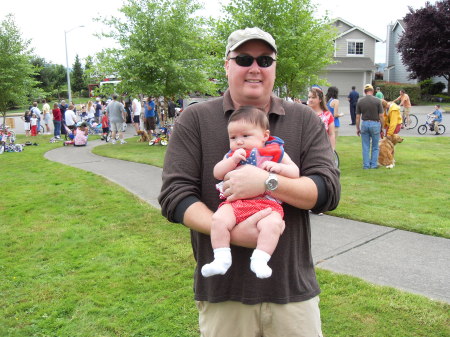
[65,25,85,103]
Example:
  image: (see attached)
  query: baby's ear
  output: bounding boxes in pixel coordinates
[264,129,270,141]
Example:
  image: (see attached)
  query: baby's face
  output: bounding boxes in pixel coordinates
[228,121,269,151]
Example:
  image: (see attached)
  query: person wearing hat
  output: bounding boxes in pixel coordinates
[355,84,384,169]
[159,27,340,336]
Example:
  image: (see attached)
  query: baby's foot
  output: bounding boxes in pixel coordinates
[201,259,231,277]
[250,259,272,279]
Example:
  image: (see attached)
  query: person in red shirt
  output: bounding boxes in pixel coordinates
[52,103,62,139]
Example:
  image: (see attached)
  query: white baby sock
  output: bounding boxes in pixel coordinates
[250,249,272,279]
[201,247,232,277]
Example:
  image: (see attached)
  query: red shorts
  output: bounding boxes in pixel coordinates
[220,198,284,224]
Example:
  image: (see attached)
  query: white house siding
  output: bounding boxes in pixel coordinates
[334,30,376,62]
[322,71,366,96]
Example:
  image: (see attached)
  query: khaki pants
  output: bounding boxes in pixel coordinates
[197,297,323,337]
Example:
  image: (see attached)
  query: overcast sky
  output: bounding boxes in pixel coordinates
[0,0,436,66]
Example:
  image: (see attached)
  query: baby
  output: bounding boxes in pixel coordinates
[201,106,299,279]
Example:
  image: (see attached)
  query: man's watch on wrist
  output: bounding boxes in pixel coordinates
[265,173,278,193]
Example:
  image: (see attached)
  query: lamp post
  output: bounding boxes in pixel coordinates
[65,25,85,103]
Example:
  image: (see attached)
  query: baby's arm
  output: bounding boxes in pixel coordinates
[213,148,247,180]
[261,152,299,178]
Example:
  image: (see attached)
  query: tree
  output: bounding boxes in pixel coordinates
[397,0,450,86]
[31,56,67,99]
[212,0,336,98]
[71,54,85,93]
[98,0,217,100]
[0,14,38,124]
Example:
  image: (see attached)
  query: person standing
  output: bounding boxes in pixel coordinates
[144,97,156,138]
[94,97,103,123]
[106,94,127,144]
[347,86,359,125]
[30,102,42,134]
[59,100,69,136]
[159,27,340,336]
[375,87,384,100]
[42,99,51,134]
[326,86,341,141]
[21,110,31,137]
[393,89,411,126]
[52,103,62,139]
[132,97,142,135]
[356,84,384,169]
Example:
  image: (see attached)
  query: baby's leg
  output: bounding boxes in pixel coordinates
[201,204,236,277]
[250,211,284,279]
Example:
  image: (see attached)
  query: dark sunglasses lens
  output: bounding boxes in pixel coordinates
[235,55,254,67]
[256,56,273,67]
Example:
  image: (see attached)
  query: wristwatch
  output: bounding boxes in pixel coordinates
[265,173,278,192]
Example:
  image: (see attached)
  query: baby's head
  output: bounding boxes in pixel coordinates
[227,106,270,151]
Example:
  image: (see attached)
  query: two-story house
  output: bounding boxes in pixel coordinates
[384,20,416,84]
[321,18,382,96]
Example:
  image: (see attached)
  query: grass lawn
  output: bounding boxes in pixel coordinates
[1,135,448,336]
[93,135,450,238]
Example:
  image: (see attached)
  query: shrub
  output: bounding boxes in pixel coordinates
[374,81,421,104]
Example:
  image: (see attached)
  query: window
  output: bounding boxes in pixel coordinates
[347,41,364,55]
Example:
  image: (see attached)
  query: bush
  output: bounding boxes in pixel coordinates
[420,79,446,96]
[374,81,421,104]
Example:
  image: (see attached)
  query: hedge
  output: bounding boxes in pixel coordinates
[374,81,421,104]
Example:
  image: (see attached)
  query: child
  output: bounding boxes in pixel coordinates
[201,106,300,279]
[101,112,109,141]
[428,105,443,135]
[21,110,31,137]
[74,122,88,146]
[30,113,38,136]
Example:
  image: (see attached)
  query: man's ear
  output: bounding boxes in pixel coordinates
[224,59,230,77]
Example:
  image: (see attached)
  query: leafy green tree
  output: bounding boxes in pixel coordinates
[31,56,67,99]
[71,54,85,93]
[213,0,336,97]
[397,0,450,86]
[98,0,217,100]
[0,14,38,124]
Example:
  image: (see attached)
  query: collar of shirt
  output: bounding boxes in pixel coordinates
[222,89,286,117]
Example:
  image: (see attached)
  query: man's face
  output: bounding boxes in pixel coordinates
[225,40,276,108]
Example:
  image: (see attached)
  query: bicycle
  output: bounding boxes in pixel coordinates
[402,113,418,129]
[417,115,446,135]
[333,150,340,168]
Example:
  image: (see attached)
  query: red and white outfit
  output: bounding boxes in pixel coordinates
[317,110,334,132]
[217,136,285,223]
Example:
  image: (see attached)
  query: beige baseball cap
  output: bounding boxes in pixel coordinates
[225,27,277,57]
[364,84,374,91]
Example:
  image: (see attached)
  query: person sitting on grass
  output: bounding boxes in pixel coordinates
[74,122,89,146]
[201,106,299,279]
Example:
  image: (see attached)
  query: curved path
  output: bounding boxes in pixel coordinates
[45,137,450,304]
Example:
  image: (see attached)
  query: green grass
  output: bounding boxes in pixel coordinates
[1,135,449,336]
[94,136,450,238]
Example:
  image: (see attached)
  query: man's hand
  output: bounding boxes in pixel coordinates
[222,165,267,202]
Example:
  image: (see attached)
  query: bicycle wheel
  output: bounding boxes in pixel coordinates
[333,150,340,168]
[437,125,446,135]
[406,114,418,129]
[417,125,427,135]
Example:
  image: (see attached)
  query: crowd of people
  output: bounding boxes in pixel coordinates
[21,95,181,145]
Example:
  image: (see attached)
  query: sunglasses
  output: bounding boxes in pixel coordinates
[228,55,276,68]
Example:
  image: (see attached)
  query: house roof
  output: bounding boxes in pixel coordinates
[326,57,377,71]
[391,19,406,32]
[332,17,384,42]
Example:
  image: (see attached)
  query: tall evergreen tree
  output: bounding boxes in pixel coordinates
[71,54,85,93]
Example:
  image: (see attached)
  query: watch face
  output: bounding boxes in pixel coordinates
[266,178,278,191]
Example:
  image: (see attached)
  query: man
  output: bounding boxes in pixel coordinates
[59,100,69,136]
[64,104,78,131]
[106,94,127,144]
[375,87,384,100]
[144,97,156,139]
[158,27,340,336]
[347,86,359,125]
[42,99,51,134]
[356,84,384,169]
[393,89,411,126]
[132,97,142,135]
[30,102,42,134]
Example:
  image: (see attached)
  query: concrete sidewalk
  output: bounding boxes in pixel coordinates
[44,137,449,304]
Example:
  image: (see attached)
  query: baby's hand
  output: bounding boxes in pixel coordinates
[232,148,247,163]
[261,161,281,173]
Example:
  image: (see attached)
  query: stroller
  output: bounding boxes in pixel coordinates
[87,119,103,135]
